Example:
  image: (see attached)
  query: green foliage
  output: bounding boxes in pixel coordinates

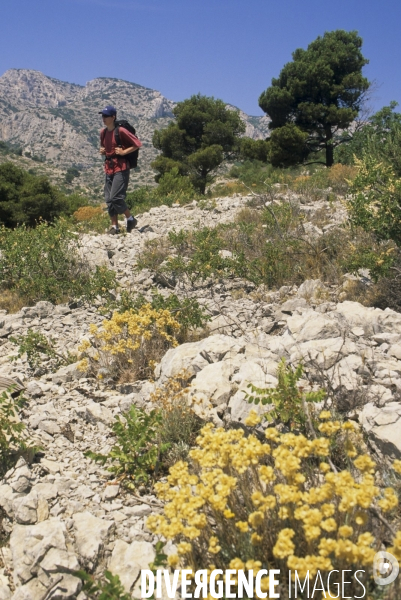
[228,160,276,192]
[259,30,370,167]
[335,102,401,176]
[246,360,325,431]
[0,388,29,477]
[268,124,309,167]
[139,198,352,290]
[156,167,195,199]
[348,156,401,247]
[85,405,169,488]
[9,329,76,371]
[239,138,270,163]
[152,94,245,193]
[64,167,81,184]
[0,218,117,305]
[0,163,69,227]
[63,192,89,215]
[74,570,130,600]
[159,227,243,285]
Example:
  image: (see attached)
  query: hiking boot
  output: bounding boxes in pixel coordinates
[108,227,120,235]
[126,217,137,233]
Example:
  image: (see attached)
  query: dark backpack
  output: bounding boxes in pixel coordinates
[101,119,139,169]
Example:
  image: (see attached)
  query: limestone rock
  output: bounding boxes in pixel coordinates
[108,540,155,593]
[72,511,114,563]
[360,403,401,458]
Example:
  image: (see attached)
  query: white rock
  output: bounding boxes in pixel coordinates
[190,361,234,406]
[108,540,155,593]
[360,403,401,458]
[72,511,114,563]
[288,312,341,342]
[85,401,114,425]
[0,575,11,600]
[10,519,72,586]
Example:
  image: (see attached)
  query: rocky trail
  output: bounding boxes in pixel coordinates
[1,193,401,600]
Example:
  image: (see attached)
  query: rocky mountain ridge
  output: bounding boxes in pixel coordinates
[0,69,270,193]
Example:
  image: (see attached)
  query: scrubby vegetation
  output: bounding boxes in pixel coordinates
[147,407,401,599]
[0,163,87,228]
[0,388,31,478]
[86,374,203,489]
[77,293,210,382]
[0,218,116,309]
[2,32,401,600]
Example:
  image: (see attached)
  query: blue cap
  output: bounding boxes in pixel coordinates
[99,105,117,116]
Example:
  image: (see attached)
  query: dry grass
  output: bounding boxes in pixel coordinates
[0,290,28,314]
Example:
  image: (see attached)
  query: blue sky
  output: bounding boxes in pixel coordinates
[1,0,400,116]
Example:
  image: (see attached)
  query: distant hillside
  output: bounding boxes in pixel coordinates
[0,69,270,197]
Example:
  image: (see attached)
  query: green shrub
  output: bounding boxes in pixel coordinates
[155,167,195,201]
[74,570,130,600]
[0,163,68,227]
[138,200,351,289]
[348,156,401,247]
[0,218,116,305]
[86,375,203,489]
[126,171,197,215]
[246,360,325,432]
[335,102,401,177]
[86,405,169,488]
[0,388,30,477]
[10,329,77,371]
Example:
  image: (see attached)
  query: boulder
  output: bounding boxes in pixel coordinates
[72,511,114,563]
[108,540,155,593]
[360,403,401,458]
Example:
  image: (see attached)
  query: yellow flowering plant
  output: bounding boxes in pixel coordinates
[147,416,401,599]
[77,304,181,381]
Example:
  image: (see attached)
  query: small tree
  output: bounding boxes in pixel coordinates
[259,30,370,167]
[152,94,245,193]
[0,163,68,227]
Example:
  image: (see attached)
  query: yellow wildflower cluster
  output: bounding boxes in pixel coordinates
[147,417,401,597]
[77,305,181,378]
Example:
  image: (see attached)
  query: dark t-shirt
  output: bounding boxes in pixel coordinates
[101,127,141,175]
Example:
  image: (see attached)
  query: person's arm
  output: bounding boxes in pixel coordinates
[100,129,106,154]
[115,128,142,155]
[114,145,137,156]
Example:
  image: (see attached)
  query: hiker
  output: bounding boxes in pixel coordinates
[99,105,141,234]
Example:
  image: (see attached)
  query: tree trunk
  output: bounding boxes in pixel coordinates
[325,127,334,167]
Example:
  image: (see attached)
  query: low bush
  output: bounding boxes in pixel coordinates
[10,329,77,371]
[78,304,181,381]
[86,404,168,488]
[72,205,109,234]
[138,201,354,289]
[0,163,68,228]
[147,409,401,599]
[126,171,198,215]
[246,360,325,432]
[86,375,203,489]
[150,374,204,468]
[0,218,117,307]
[74,570,130,600]
[0,388,31,478]
[102,290,211,340]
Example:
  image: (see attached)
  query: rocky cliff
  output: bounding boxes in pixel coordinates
[0,69,270,193]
